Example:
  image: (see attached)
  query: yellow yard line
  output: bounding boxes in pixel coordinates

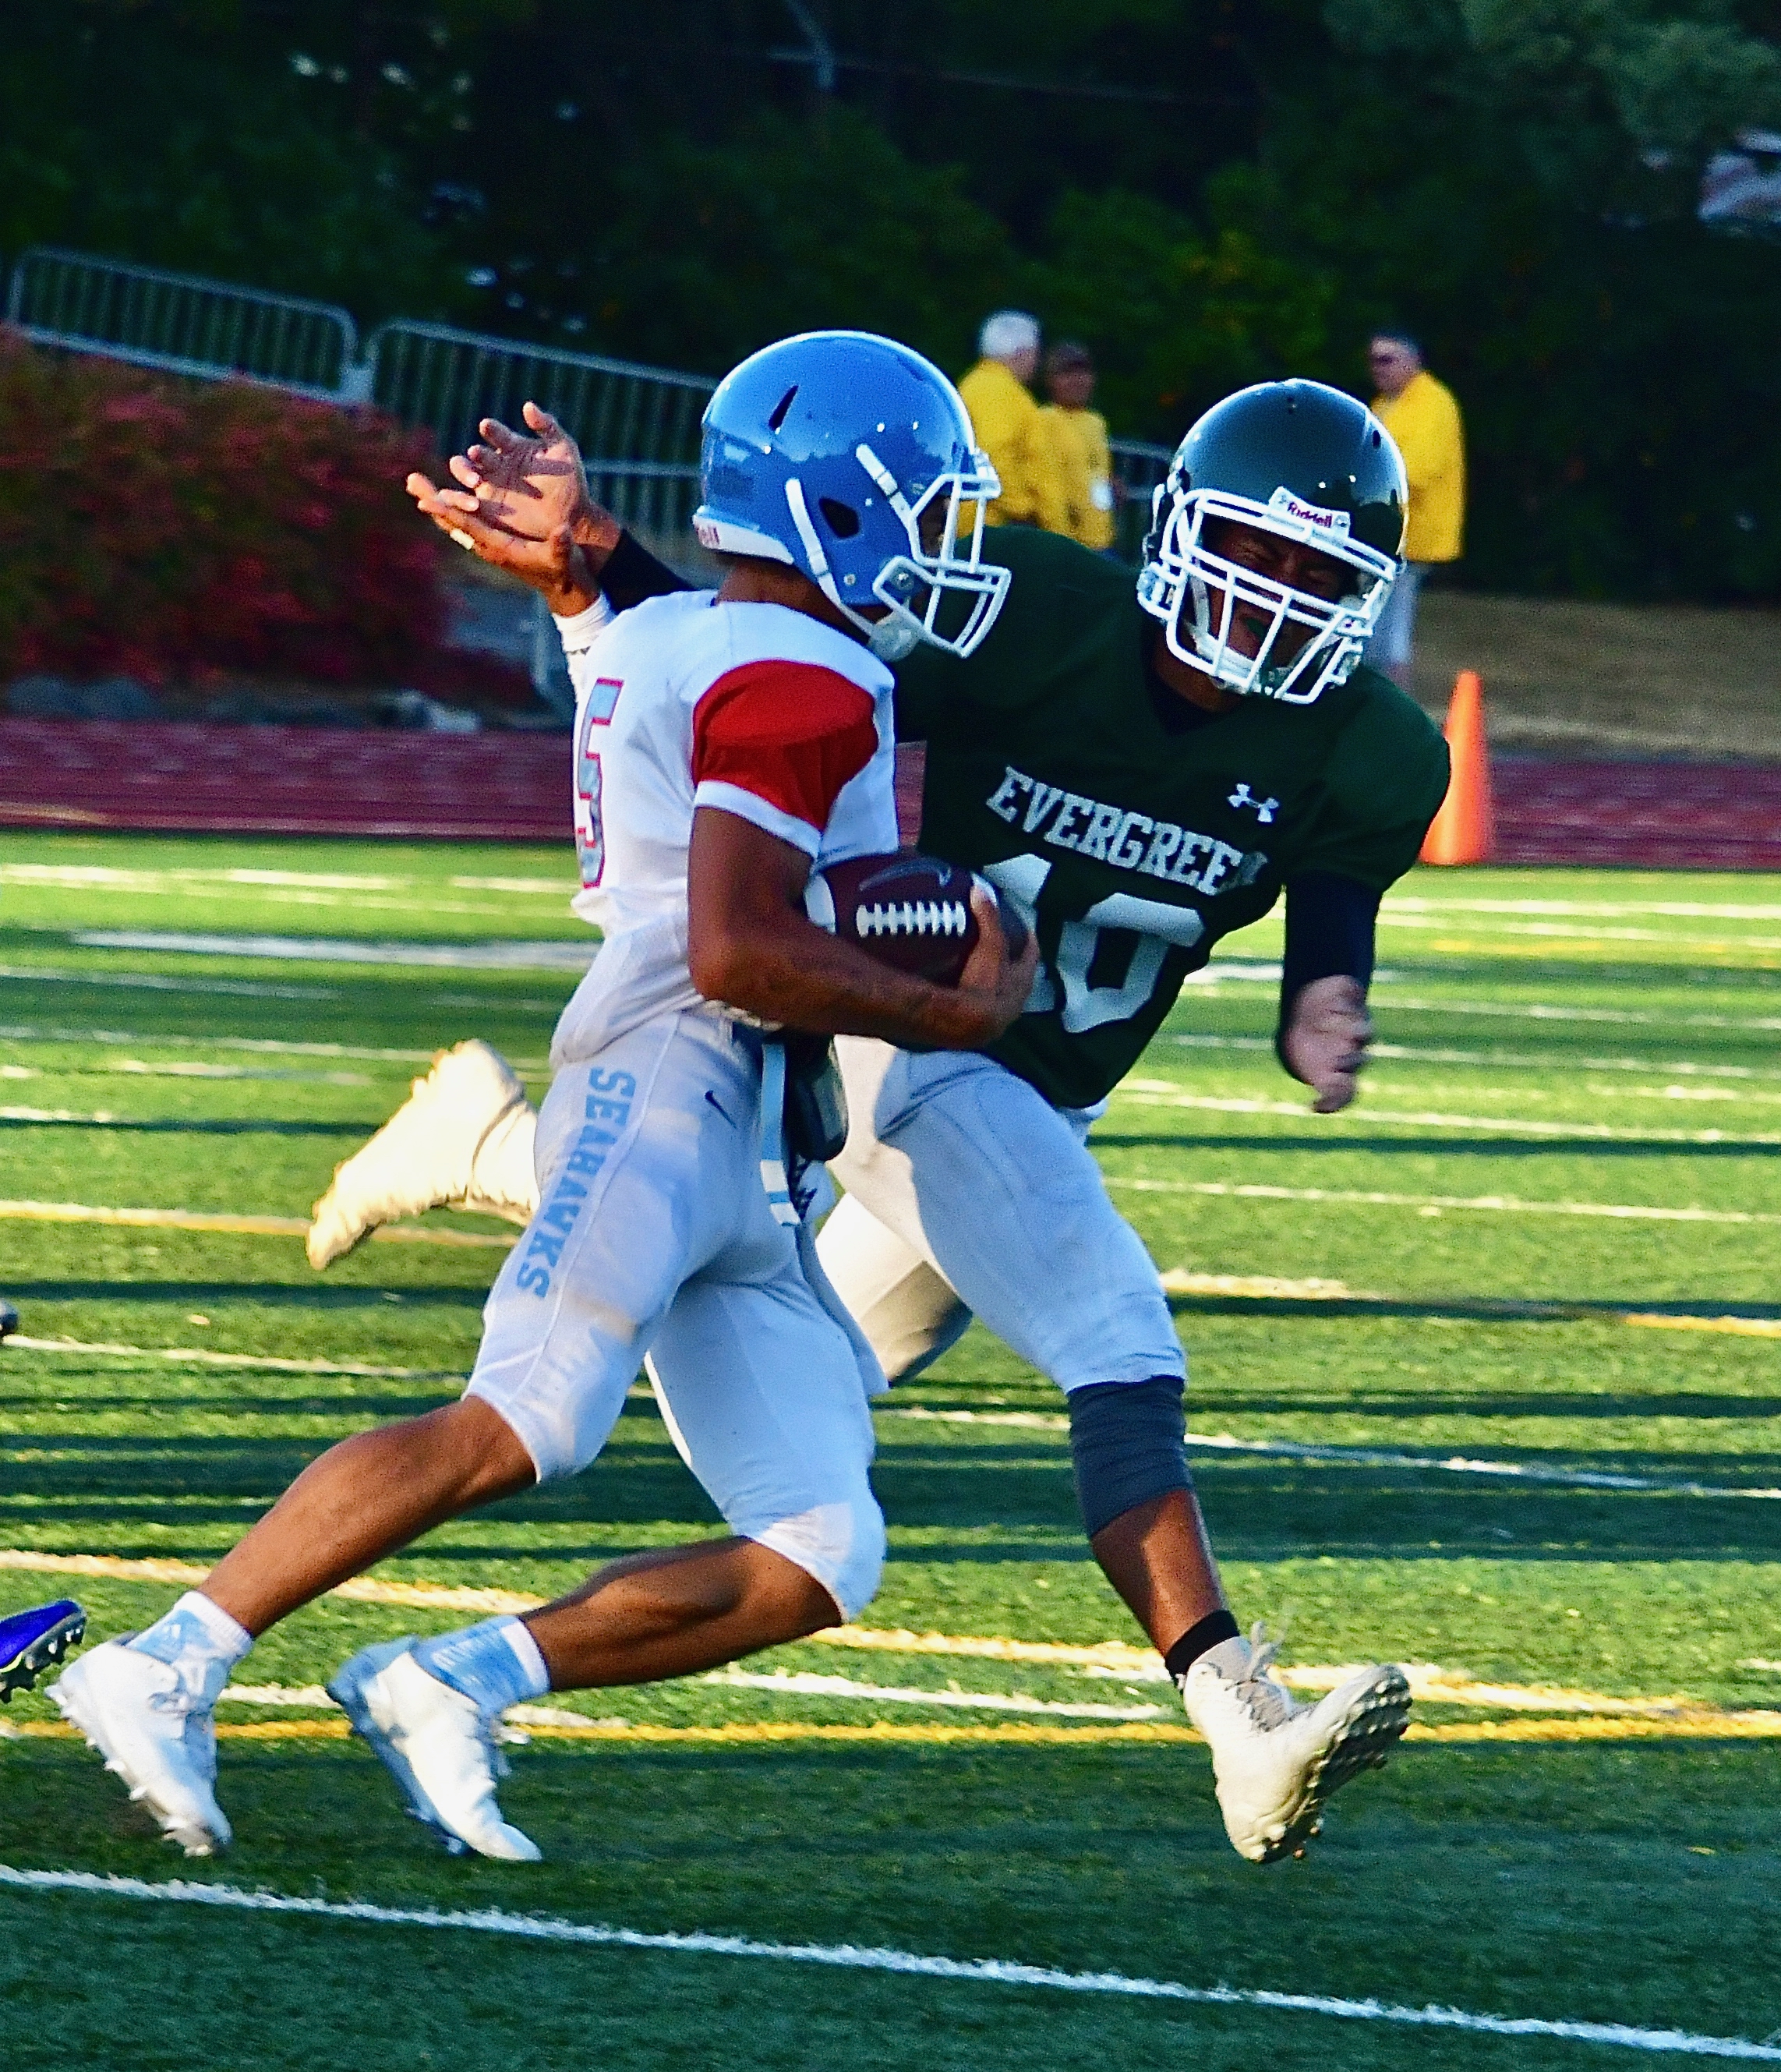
[3,1200,1767,1333]
[0,1199,513,1247]
[12,1715,1781,1747]
[1157,1269,1781,1340]
[7,1554,1775,1727]
[1621,1312,1781,1339]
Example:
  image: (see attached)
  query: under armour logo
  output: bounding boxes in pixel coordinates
[1228,783,1279,823]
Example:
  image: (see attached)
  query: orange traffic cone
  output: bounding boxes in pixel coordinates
[1420,669,1495,865]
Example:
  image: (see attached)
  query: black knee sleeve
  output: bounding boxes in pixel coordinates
[1067,1376,1191,1540]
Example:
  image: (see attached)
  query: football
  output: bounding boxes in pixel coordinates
[807,850,1027,987]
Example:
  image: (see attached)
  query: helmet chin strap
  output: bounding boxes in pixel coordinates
[868,617,922,662]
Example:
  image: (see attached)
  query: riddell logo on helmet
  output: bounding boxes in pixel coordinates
[1267,487,1352,536]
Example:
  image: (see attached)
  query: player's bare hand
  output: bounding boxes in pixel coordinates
[950,886,1039,1045]
[1282,973,1372,1113]
[404,468,598,615]
[455,403,620,561]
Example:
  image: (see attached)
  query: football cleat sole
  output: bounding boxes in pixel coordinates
[1254,1666,1412,1865]
[0,1600,87,1702]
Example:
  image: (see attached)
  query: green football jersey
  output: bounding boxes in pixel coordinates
[895,528,1450,1112]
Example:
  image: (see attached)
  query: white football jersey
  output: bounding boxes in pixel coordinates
[549,589,897,1064]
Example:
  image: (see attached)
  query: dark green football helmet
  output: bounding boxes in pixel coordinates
[1137,380,1406,703]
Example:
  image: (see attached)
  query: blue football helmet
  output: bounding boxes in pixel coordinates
[692,331,1009,661]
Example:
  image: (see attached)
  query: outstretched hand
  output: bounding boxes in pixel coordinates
[1281,973,1373,1114]
[405,401,619,615]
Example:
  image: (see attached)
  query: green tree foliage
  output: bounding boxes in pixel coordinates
[9,0,1781,596]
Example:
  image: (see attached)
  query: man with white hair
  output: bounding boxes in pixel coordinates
[958,310,1070,537]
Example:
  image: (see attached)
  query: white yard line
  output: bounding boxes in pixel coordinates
[0,962,333,1000]
[1384,898,1781,922]
[1385,999,1781,1033]
[0,1200,513,1247]
[1103,1172,1781,1227]
[1161,1036,1781,1082]
[0,866,408,891]
[1,1869,1774,2058]
[107,1060,371,1083]
[3,1336,465,1377]
[0,1023,549,1070]
[880,1407,1781,1500]
[1111,1086,1781,1144]
[73,931,593,972]
[1376,913,1781,949]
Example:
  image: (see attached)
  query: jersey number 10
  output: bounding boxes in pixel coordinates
[981,854,1206,1032]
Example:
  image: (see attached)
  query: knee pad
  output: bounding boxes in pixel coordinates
[1067,1376,1190,1539]
[754,1494,886,1623]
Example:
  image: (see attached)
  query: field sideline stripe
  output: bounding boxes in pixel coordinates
[0,1865,1776,2057]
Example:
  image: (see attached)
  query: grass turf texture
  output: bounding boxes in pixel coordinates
[0,832,1778,2067]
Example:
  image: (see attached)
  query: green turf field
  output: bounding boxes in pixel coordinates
[1,831,1777,2069]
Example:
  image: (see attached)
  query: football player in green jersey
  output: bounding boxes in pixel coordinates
[316,377,1444,1865]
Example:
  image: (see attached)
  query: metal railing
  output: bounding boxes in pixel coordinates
[367,319,716,538]
[5,246,360,401]
[2,246,1178,564]
[1109,436,1172,560]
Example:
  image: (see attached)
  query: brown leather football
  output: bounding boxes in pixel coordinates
[807,850,1026,987]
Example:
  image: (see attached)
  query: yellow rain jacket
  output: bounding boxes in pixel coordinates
[1039,403,1117,550]
[957,359,1069,535]
[1372,369,1465,563]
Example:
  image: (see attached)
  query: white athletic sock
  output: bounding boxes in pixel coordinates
[1199,1635,1254,1683]
[413,1615,550,1717]
[130,1590,253,1706]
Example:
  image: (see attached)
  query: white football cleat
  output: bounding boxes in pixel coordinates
[1180,1627,1410,1865]
[308,1039,532,1268]
[51,1639,232,1858]
[327,1639,541,1862]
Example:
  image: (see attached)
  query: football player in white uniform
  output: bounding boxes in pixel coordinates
[51,331,1035,1862]
[306,384,1422,1868]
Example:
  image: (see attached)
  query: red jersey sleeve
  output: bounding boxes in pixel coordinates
[691,660,880,842]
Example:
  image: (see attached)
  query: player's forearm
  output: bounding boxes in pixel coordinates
[1276,872,1380,1080]
[691,913,1004,1050]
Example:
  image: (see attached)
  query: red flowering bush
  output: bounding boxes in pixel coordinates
[0,331,449,684]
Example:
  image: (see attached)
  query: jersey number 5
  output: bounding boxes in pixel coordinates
[981,854,1204,1032]
[574,676,624,889]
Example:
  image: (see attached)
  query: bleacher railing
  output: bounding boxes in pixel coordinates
[366,319,714,541]
[5,246,362,401]
[3,246,1176,563]
[1108,438,1171,560]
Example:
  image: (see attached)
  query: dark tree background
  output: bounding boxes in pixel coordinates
[9,0,1781,598]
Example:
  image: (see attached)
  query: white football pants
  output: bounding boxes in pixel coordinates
[464,1009,885,1619]
[462,1035,1183,1396]
[822,1038,1184,1394]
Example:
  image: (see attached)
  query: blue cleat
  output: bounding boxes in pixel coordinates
[0,1299,17,1339]
[1,1599,87,1702]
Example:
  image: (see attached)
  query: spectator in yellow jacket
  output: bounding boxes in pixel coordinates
[1039,341,1118,552]
[957,312,1069,536]
[1365,331,1465,691]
